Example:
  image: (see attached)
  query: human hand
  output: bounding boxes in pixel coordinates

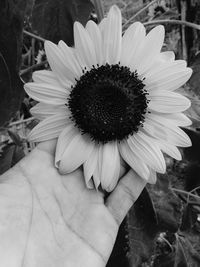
[0,140,146,267]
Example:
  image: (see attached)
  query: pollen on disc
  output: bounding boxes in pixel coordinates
[68,63,149,143]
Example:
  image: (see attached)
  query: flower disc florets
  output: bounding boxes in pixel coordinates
[68,63,149,143]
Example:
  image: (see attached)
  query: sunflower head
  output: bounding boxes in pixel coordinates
[25,5,192,192]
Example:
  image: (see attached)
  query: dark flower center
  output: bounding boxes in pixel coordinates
[68,63,149,143]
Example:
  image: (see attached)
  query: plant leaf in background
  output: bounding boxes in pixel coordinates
[175,231,200,267]
[31,0,94,46]
[0,142,25,175]
[128,188,158,266]
[183,53,200,129]
[127,161,200,266]
[0,131,25,175]
[0,0,25,126]
[128,175,183,266]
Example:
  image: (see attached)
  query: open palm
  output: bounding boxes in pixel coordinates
[0,140,146,267]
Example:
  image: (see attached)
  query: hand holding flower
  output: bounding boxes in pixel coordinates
[0,139,145,267]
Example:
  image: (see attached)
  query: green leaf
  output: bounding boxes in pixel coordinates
[31,0,94,46]
[149,174,183,233]
[180,204,198,232]
[175,234,200,267]
[8,130,22,146]
[127,173,185,266]
[128,188,158,266]
[0,0,25,126]
[0,143,15,175]
[0,142,25,175]
[183,53,200,128]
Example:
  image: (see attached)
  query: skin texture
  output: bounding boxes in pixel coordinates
[0,139,146,267]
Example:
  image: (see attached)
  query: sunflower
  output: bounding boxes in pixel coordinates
[25,5,192,192]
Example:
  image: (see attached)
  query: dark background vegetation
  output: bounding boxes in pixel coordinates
[0,0,200,266]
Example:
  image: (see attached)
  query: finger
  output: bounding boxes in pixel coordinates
[105,169,146,226]
[36,139,57,155]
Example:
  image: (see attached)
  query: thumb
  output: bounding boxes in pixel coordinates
[105,169,146,225]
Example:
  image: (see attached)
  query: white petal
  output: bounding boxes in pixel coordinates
[121,22,146,66]
[32,70,61,86]
[74,22,97,68]
[139,51,175,77]
[130,25,165,74]
[58,41,82,78]
[145,60,187,81]
[145,67,192,91]
[143,118,168,141]
[55,124,76,167]
[159,51,175,62]
[164,125,192,147]
[148,168,157,184]
[30,103,68,120]
[103,5,122,64]
[28,114,68,142]
[158,141,182,160]
[148,90,191,113]
[143,117,192,147]
[86,20,103,65]
[100,142,120,192]
[85,179,94,190]
[169,113,192,126]
[128,132,166,173]
[147,112,192,129]
[24,82,68,105]
[93,164,101,190]
[44,41,75,86]
[99,18,107,34]
[83,145,99,189]
[119,158,126,177]
[59,132,94,174]
[119,141,150,181]
[150,112,192,127]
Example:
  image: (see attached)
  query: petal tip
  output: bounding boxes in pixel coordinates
[110,4,121,13]
[154,25,165,40]
[74,21,83,31]
[44,40,53,50]
[58,40,65,46]
[186,67,193,80]
[55,158,60,169]
[108,5,122,22]
[58,165,68,175]
[187,137,192,147]
[27,131,35,143]
[44,41,57,57]
[158,24,165,32]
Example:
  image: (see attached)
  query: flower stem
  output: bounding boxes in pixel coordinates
[190,185,200,193]
[143,19,200,31]
[171,188,200,200]
[180,0,187,61]
[20,60,48,76]
[9,117,35,126]
[123,0,159,29]
[23,30,46,42]
[93,0,104,22]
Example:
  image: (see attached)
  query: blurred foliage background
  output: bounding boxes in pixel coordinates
[0,0,200,266]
